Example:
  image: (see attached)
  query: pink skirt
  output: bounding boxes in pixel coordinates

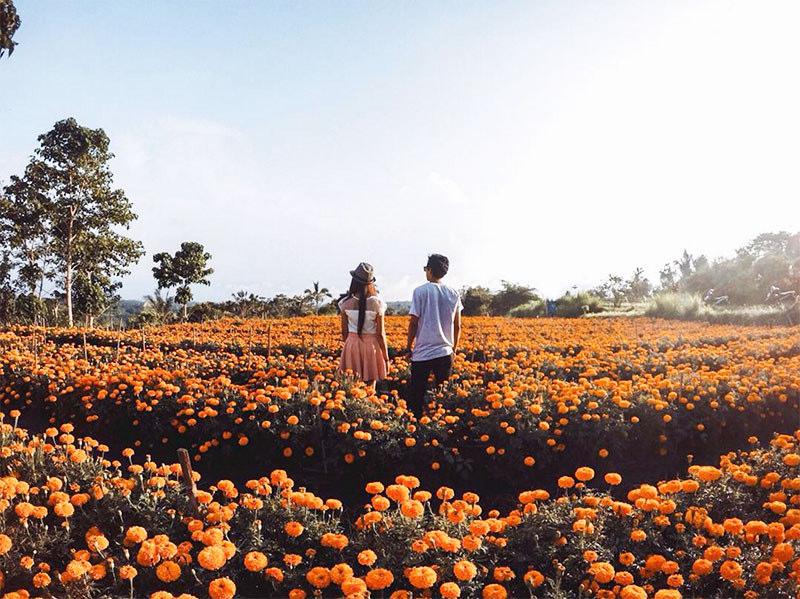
[339,333,387,382]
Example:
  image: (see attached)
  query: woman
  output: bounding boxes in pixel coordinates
[338,262,389,386]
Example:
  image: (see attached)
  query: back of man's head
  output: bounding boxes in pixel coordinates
[426,254,449,279]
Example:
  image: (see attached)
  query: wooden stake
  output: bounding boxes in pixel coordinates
[82,331,88,361]
[177,448,198,514]
[266,323,272,358]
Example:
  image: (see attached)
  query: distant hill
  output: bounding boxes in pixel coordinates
[387,301,411,315]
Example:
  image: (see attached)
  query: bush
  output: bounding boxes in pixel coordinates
[553,291,604,317]
[508,300,545,318]
[647,292,792,325]
[645,292,704,320]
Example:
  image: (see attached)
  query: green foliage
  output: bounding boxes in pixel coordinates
[152,241,214,319]
[553,291,604,317]
[645,292,704,320]
[460,286,493,316]
[0,0,20,58]
[508,300,545,318]
[303,281,332,314]
[490,281,539,315]
[593,268,652,306]
[3,118,143,327]
[667,231,800,305]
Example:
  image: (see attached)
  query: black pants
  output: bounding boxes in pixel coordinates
[406,354,453,417]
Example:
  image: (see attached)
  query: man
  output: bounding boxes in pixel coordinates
[405,254,463,417]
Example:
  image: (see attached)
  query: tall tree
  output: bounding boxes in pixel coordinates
[6,119,143,326]
[0,0,20,58]
[303,281,331,315]
[1,176,52,315]
[152,242,213,319]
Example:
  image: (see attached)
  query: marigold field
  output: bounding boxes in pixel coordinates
[0,316,798,599]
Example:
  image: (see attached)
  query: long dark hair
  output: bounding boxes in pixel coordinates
[338,277,369,336]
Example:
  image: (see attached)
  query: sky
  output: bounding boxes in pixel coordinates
[2,1,799,301]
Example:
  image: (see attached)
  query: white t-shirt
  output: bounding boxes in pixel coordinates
[409,282,463,362]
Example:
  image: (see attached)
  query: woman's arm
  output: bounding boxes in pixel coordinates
[340,310,349,342]
[376,313,389,361]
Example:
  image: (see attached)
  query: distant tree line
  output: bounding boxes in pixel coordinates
[3,120,799,328]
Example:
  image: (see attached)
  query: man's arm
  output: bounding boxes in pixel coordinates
[407,315,419,353]
[452,309,461,352]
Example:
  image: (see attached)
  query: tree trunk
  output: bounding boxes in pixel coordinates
[183,302,188,320]
[66,217,74,327]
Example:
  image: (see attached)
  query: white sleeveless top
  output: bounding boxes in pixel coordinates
[338,295,386,334]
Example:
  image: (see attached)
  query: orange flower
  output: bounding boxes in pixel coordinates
[365,568,394,591]
[284,521,304,537]
[440,581,462,599]
[244,551,268,572]
[198,546,227,571]
[482,583,508,599]
[208,577,236,599]
[155,560,181,583]
[407,566,437,589]
[453,560,478,581]
[306,566,331,589]
[719,560,742,581]
[0,534,12,555]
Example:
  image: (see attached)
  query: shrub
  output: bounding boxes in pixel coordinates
[508,300,545,318]
[553,291,604,317]
[645,292,704,320]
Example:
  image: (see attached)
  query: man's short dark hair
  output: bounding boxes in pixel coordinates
[426,254,449,279]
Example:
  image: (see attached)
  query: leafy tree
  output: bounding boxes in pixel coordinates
[6,118,143,326]
[658,263,678,293]
[675,250,694,279]
[624,267,652,303]
[303,281,331,315]
[152,242,213,319]
[738,231,793,260]
[490,281,538,316]
[71,271,120,327]
[594,275,626,307]
[1,176,52,316]
[461,286,493,316]
[0,0,20,58]
[0,249,16,323]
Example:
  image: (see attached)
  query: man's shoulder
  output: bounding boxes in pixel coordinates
[413,283,432,295]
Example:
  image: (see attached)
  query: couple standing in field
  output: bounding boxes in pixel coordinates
[337,254,463,417]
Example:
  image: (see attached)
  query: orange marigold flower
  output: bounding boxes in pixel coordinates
[208,577,236,599]
[156,560,181,583]
[198,546,227,571]
[524,569,544,587]
[440,582,461,599]
[453,560,478,581]
[0,534,13,555]
[284,521,304,537]
[306,566,331,589]
[620,586,647,599]
[408,566,437,589]
[365,568,394,591]
[244,551,268,572]
[482,583,508,599]
[719,560,742,580]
